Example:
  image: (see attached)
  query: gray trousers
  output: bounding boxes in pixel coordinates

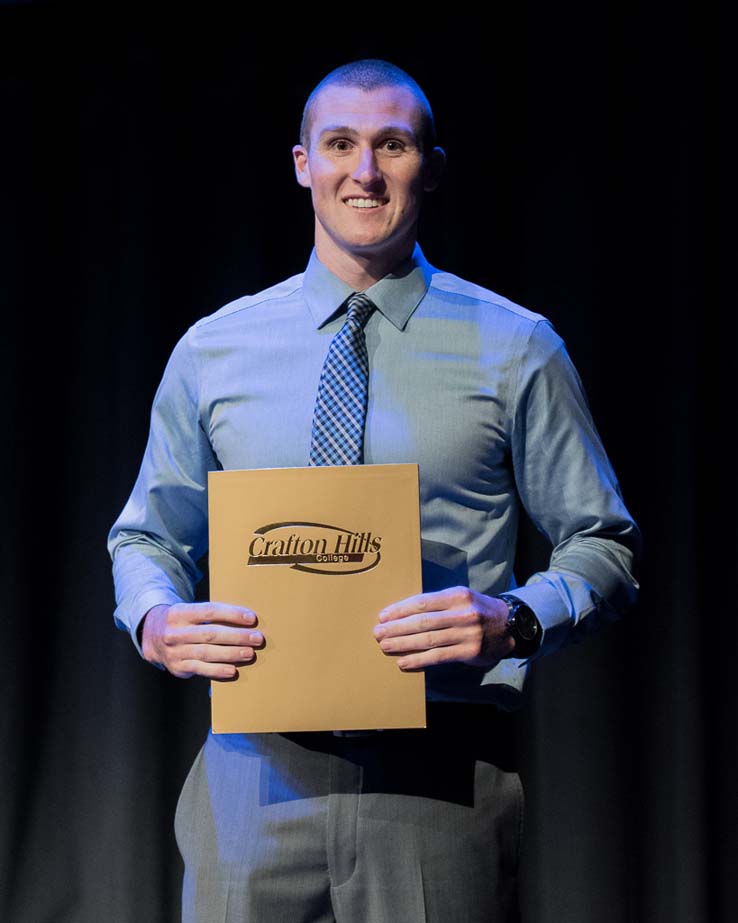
[175,703,523,923]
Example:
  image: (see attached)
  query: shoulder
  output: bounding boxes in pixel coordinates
[161,272,306,379]
[423,267,562,355]
[192,273,305,331]
[428,269,546,326]
[173,272,306,359]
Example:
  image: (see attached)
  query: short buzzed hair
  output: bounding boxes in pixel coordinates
[299,59,437,154]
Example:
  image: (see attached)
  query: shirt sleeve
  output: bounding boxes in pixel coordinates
[107,329,218,656]
[505,319,641,660]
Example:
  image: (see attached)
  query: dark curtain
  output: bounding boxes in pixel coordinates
[2,5,732,922]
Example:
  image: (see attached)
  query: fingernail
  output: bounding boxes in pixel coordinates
[249,631,263,644]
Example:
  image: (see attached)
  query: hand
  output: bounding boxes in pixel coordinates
[372,586,514,671]
[141,602,264,680]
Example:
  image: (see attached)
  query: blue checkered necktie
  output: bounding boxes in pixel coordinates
[309,292,376,466]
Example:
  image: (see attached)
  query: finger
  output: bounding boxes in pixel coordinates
[378,587,474,623]
[174,659,241,681]
[373,609,477,640]
[394,644,474,672]
[378,626,471,655]
[391,633,514,671]
[185,626,264,648]
[169,602,258,627]
[161,623,264,653]
[182,643,259,665]
[170,641,262,678]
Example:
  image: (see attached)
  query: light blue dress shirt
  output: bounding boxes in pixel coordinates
[108,245,640,709]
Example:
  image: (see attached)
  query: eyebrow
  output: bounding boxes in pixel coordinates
[318,124,418,139]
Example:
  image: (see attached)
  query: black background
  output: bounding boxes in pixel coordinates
[1,4,733,922]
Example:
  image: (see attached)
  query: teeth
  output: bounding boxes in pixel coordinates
[346,198,384,208]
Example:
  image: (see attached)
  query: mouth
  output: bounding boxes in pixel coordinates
[344,197,388,209]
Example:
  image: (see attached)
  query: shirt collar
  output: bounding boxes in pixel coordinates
[302,244,434,331]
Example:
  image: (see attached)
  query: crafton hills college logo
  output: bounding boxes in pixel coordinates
[246,522,382,575]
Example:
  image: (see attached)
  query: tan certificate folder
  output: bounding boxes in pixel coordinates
[208,464,426,734]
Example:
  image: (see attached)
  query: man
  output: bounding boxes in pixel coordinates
[109,59,640,922]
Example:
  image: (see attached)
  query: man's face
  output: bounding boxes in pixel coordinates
[293,84,440,272]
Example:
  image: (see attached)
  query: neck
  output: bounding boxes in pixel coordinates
[314,231,416,291]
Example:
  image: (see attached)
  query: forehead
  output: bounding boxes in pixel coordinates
[308,84,425,142]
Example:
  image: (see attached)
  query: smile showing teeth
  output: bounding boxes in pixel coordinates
[345,198,385,208]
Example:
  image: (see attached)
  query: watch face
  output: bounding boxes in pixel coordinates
[516,606,539,642]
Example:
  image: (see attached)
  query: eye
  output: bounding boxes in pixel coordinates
[382,139,406,153]
[328,138,353,152]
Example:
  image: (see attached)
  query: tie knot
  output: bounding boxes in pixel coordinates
[346,293,375,330]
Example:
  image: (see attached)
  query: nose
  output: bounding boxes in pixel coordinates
[351,145,381,186]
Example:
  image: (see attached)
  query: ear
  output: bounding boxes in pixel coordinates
[423,146,446,192]
[292,144,312,188]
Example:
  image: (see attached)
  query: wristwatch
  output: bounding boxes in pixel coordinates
[497,595,541,658]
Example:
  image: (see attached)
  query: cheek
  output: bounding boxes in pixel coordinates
[310,173,340,205]
[309,183,332,213]
[396,179,424,215]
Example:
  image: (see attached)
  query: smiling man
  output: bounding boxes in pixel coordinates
[109,59,640,922]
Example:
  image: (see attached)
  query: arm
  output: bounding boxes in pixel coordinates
[108,331,263,678]
[374,320,640,669]
[505,321,641,655]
